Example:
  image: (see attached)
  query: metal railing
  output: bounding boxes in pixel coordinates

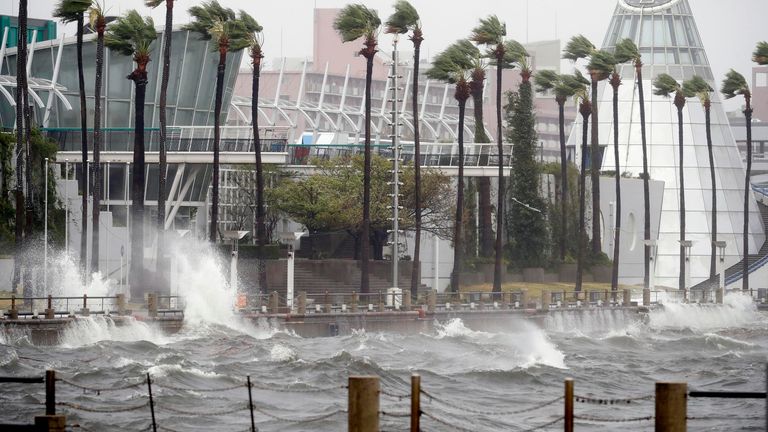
[0,295,120,318]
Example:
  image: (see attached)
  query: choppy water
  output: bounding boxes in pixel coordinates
[1,293,766,431]
[2,240,767,430]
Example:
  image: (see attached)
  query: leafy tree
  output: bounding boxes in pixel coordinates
[334,4,381,293]
[721,69,753,292]
[105,10,157,297]
[53,0,91,279]
[684,75,717,282]
[505,70,549,268]
[427,40,474,292]
[654,73,694,291]
[185,1,260,244]
[386,0,422,297]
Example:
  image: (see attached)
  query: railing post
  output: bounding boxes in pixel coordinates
[45,295,54,319]
[147,293,157,318]
[80,294,90,316]
[427,290,436,313]
[46,370,56,415]
[564,378,574,432]
[715,287,723,304]
[324,290,331,314]
[643,288,651,306]
[541,290,551,310]
[502,291,511,308]
[623,288,632,307]
[348,376,380,432]
[298,291,307,315]
[351,291,359,313]
[9,295,18,319]
[403,289,411,311]
[520,290,528,309]
[269,291,279,314]
[378,291,385,312]
[116,293,126,316]
[410,374,420,432]
[655,382,687,432]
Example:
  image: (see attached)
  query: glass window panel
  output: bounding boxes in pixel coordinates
[678,49,691,65]
[669,66,683,80]
[652,123,674,144]
[653,17,666,46]
[674,17,687,46]
[653,50,666,64]
[683,167,702,189]
[640,16,653,46]
[665,16,677,45]
[682,18,698,47]
[651,146,676,167]
[688,104,705,125]
[686,193,707,217]
[106,52,133,99]
[651,101,672,124]
[106,101,130,130]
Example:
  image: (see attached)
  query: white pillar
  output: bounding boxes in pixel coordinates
[433,235,439,291]
[287,246,295,310]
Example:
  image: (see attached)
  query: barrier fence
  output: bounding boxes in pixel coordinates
[2,366,765,431]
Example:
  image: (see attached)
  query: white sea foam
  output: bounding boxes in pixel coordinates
[147,363,221,379]
[59,316,167,347]
[269,344,297,362]
[648,292,761,331]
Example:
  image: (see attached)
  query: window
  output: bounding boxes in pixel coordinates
[756,73,768,88]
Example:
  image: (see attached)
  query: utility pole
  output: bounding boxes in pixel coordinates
[388,35,403,292]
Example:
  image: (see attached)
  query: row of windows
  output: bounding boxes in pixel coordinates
[604,13,704,53]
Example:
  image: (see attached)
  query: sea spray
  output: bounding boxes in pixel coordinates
[544,308,640,335]
[648,292,762,331]
[59,315,167,348]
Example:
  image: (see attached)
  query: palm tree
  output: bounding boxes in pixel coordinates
[654,73,693,292]
[754,42,768,65]
[105,10,156,298]
[184,1,259,244]
[427,41,474,293]
[684,76,717,283]
[564,35,613,255]
[244,19,266,294]
[145,0,174,265]
[573,83,591,292]
[614,38,651,292]
[334,4,381,294]
[385,0,421,297]
[721,69,753,293]
[12,0,29,293]
[88,1,106,276]
[53,0,91,278]
[534,70,585,263]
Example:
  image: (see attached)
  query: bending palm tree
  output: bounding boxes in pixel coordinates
[245,20,266,294]
[614,38,651,292]
[89,1,106,276]
[754,42,768,65]
[12,0,29,293]
[427,41,474,293]
[573,83,591,292]
[145,0,175,264]
[721,70,753,293]
[564,35,612,255]
[53,0,91,278]
[185,1,259,243]
[105,10,157,297]
[385,0,421,297]
[684,76,717,283]
[334,4,381,294]
[654,73,693,292]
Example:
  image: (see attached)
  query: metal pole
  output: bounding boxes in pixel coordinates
[390,35,400,290]
[65,159,69,256]
[125,162,130,288]
[433,235,439,291]
[247,375,256,432]
[146,373,157,432]
[44,158,48,295]
[105,161,110,280]
[86,159,91,268]
[287,245,295,311]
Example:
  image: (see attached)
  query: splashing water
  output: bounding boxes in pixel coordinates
[59,316,168,348]
[648,292,762,331]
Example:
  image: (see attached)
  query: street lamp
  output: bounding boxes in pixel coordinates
[222,230,250,295]
[680,240,693,302]
[279,231,307,311]
[643,239,657,305]
[64,158,69,257]
[714,240,727,304]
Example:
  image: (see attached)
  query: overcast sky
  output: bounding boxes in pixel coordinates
[3,0,765,109]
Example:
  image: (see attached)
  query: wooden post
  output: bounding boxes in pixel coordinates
[541,290,551,310]
[623,288,632,307]
[410,374,420,432]
[46,370,56,415]
[520,290,528,308]
[269,291,279,314]
[348,376,380,432]
[147,373,157,432]
[34,415,66,432]
[403,289,411,311]
[715,288,723,304]
[298,292,307,315]
[81,294,89,316]
[502,291,511,308]
[378,291,385,312]
[247,376,256,432]
[116,293,126,315]
[45,295,54,319]
[147,293,157,318]
[351,291,359,313]
[643,288,651,306]
[564,378,574,432]
[655,382,686,432]
[324,290,332,314]
[9,295,18,319]
[765,363,767,432]
[427,290,436,313]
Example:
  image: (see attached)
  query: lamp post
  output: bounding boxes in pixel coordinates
[64,159,69,256]
[278,231,306,311]
[222,230,250,296]
[680,240,692,302]
[44,157,48,295]
[125,161,130,290]
[388,34,403,295]
[714,240,726,304]
[643,239,657,305]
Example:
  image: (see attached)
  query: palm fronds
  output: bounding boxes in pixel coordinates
[87,0,105,30]
[231,11,262,51]
[490,39,528,69]
[426,39,477,83]
[653,73,681,97]
[563,35,594,61]
[470,15,505,46]
[683,75,713,104]
[587,50,616,79]
[53,0,92,23]
[104,10,156,58]
[613,38,640,64]
[753,41,768,65]
[385,0,419,34]
[333,4,381,42]
[144,0,165,7]
[184,0,235,41]
[534,70,559,93]
[720,69,750,100]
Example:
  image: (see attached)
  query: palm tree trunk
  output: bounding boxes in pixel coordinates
[410,33,422,297]
[705,101,717,282]
[611,76,621,293]
[157,0,174,261]
[210,49,227,243]
[252,57,267,294]
[576,101,591,292]
[637,63,651,290]
[743,99,753,292]
[675,96,686,292]
[590,77,601,255]
[130,72,148,298]
[77,13,88,280]
[557,99,567,262]
[450,95,467,293]
[12,0,28,294]
[471,71,493,260]
[493,50,504,293]
[360,42,375,294]
[91,27,105,275]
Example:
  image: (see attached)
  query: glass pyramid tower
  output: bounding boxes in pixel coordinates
[567,0,765,288]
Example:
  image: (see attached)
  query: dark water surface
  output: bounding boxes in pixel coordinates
[1,294,767,431]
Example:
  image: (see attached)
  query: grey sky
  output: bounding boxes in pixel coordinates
[3,0,765,110]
